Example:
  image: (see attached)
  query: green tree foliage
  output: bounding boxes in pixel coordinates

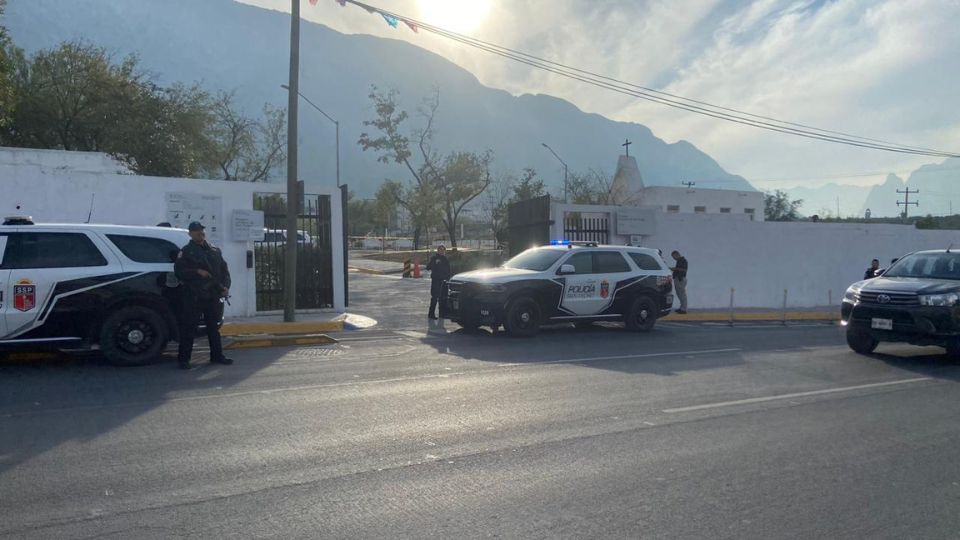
[511,168,547,202]
[437,150,492,247]
[566,169,633,205]
[359,86,477,248]
[764,189,804,221]
[209,91,286,182]
[1,40,282,180]
[0,0,14,129]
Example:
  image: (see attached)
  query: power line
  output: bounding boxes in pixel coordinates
[340,0,960,159]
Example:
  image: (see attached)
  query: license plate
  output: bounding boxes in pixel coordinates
[871,318,893,330]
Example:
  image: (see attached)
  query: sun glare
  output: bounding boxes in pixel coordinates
[415,0,491,34]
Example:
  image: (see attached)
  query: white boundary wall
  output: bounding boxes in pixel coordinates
[1,161,345,316]
[551,203,960,309]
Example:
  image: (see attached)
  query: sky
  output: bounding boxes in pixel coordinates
[239,0,960,191]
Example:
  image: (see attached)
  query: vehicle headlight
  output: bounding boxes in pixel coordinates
[919,293,960,306]
[843,287,860,302]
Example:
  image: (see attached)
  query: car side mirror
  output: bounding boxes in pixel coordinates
[558,264,575,275]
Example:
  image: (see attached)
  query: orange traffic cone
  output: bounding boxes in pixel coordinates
[413,257,422,278]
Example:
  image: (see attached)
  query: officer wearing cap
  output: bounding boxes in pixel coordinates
[174,221,233,369]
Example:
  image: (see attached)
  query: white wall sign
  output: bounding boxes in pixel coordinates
[165,192,223,244]
[616,208,657,236]
[231,209,265,242]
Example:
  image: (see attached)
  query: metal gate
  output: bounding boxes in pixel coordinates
[506,195,552,257]
[563,215,609,244]
[253,193,333,311]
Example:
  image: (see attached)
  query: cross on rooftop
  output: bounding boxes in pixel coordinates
[622,139,632,157]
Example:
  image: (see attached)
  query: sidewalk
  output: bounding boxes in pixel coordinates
[663,306,838,322]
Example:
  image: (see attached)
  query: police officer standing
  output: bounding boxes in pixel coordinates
[174,221,233,370]
[426,244,451,320]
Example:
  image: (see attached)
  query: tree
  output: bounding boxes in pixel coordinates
[437,150,492,248]
[764,190,803,221]
[566,168,635,205]
[511,168,547,202]
[208,92,286,182]
[358,86,447,249]
[0,0,14,130]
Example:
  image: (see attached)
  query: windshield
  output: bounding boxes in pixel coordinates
[503,248,565,271]
[883,252,960,280]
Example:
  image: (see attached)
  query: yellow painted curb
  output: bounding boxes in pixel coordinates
[663,312,838,322]
[224,334,338,350]
[221,320,344,337]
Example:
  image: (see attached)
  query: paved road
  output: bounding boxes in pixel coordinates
[4,316,960,538]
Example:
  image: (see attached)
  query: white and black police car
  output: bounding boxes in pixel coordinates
[0,217,215,365]
[445,241,674,337]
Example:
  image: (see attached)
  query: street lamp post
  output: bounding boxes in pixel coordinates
[541,143,568,203]
[283,0,300,323]
[281,84,340,188]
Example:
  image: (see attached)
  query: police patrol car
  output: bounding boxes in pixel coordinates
[0,217,213,365]
[445,241,674,337]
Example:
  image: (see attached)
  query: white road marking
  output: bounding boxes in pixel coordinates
[496,348,741,367]
[396,331,429,339]
[662,377,932,413]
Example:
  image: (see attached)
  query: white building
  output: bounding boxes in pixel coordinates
[0,147,346,315]
[610,154,764,221]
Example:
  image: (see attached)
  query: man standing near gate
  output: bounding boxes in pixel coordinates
[670,250,689,314]
[426,245,451,320]
[175,221,233,370]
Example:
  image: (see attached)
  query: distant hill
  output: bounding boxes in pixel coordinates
[4,0,755,196]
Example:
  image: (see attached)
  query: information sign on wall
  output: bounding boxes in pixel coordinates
[165,192,223,244]
[231,209,265,242]
[616,208,657,236]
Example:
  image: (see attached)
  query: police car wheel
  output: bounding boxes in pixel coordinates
[504,297,541,338]
[625,296,658,332]
[99,306,169,366]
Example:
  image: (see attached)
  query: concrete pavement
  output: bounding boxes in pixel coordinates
[2,321,960,538]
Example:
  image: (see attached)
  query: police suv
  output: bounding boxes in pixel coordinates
[0,217,212,365]
[445,242,674,337]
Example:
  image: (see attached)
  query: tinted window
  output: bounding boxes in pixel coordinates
[629,253,662,271]
[885,253,960,280]
[1,232,107,269]
[108,234,180,263]
[594,252,630,273]
[565,252,593,274]
[503,248,565,271]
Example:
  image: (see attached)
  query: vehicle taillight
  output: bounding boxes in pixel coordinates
[657,275,673,288]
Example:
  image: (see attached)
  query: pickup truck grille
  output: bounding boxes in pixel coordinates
[857,290,919,306]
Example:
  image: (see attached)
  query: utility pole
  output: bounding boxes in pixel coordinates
[681,181,696,190]
[836,195,840,219]
[896,187,919,220]
[283,0,300,322]
[541,143,568,203]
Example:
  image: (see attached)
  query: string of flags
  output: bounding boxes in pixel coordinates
[314,0,419,34]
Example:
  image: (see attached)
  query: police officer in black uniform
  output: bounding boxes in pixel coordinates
[174,221,233,370]
[426,244,451,320]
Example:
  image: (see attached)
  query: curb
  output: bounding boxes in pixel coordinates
[348,266,405,276]
[224,333,338,350]
[221,320,344,337]
[663,312,837,322]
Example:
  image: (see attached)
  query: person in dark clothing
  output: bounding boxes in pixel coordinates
[426,245,451,320]
[174,221,233,370]
[864,259,881,280]
[670,250,689,314]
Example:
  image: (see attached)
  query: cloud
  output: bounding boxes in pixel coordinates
[240,0,960,189]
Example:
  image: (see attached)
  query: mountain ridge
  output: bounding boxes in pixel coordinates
[5,0,755,196]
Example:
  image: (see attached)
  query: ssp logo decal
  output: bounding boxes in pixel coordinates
[600,280,610,299]
[14,279,37,312]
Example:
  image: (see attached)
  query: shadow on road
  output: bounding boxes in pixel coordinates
[870,348,960,382]
[0,346,289,474]
[415,320,751,377]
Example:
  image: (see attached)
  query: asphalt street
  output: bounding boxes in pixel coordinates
[2,273,960,538]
